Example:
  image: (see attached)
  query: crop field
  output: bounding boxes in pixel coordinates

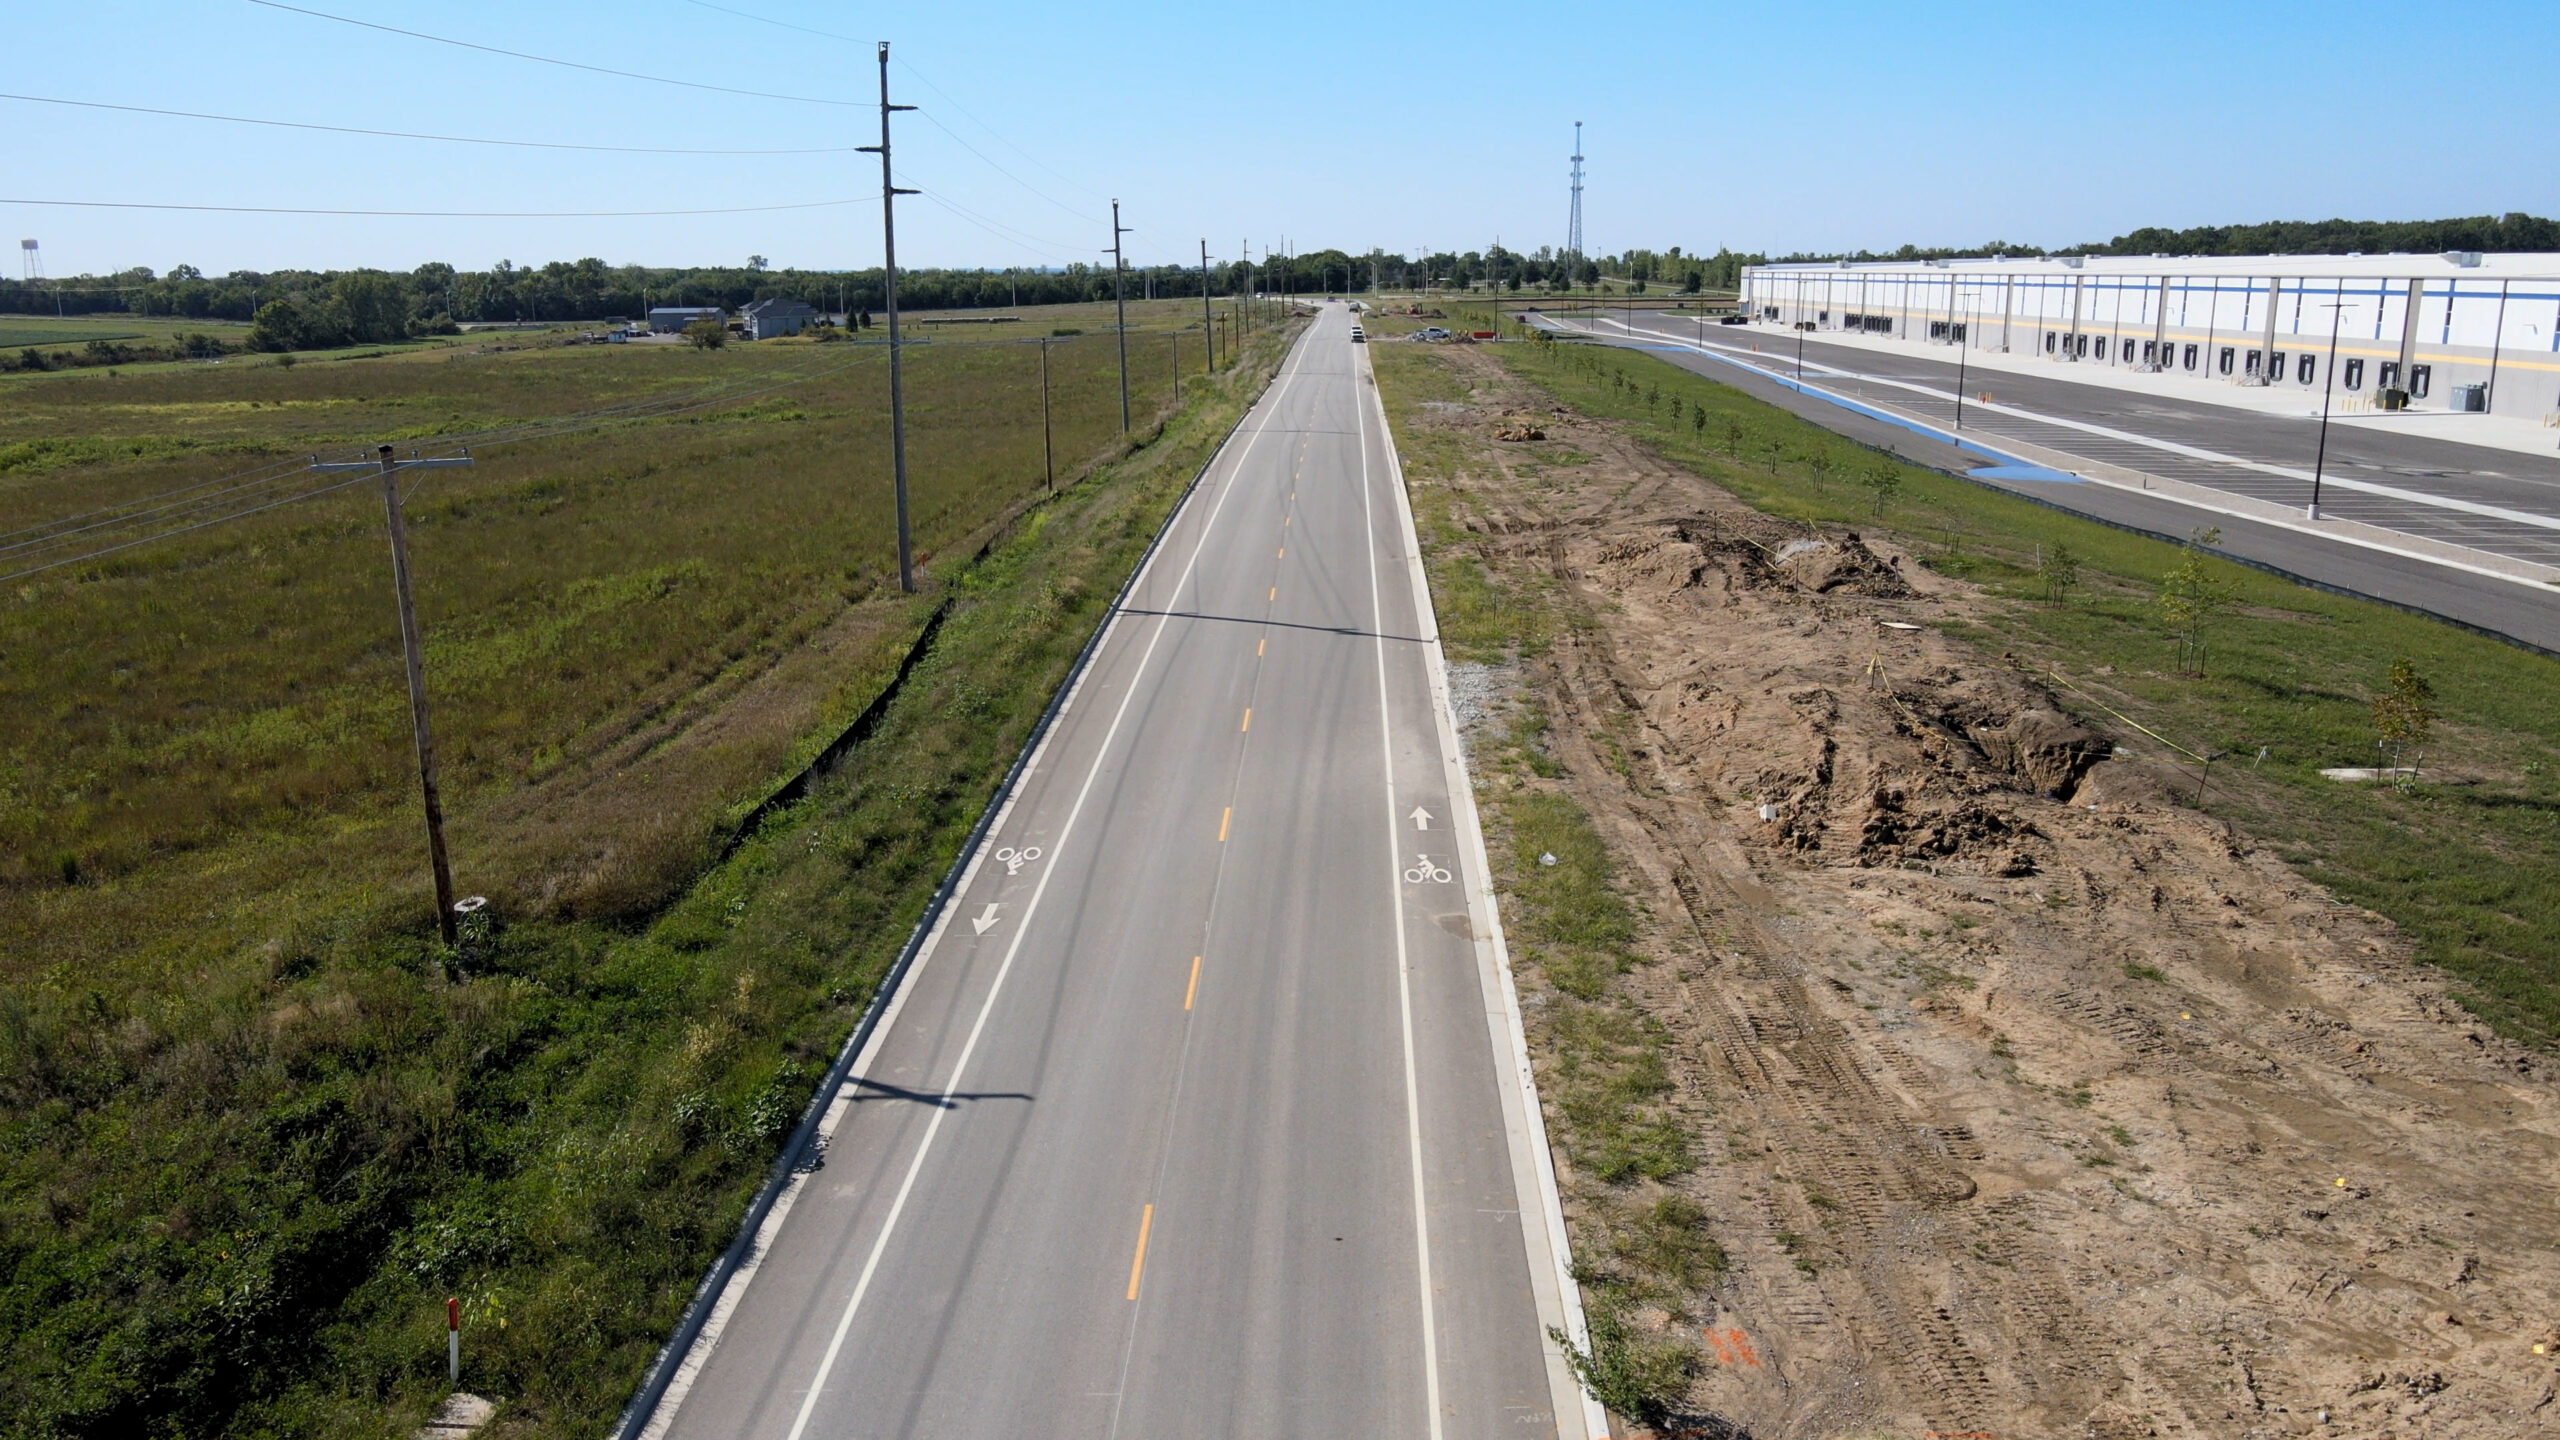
[0,295,1300,1436]
[0,296,1255,973]
[0,312,255,353]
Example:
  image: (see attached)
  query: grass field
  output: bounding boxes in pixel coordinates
[0,313,255,352]
[0,297,1300,1437]
[1419,320,2560,1047]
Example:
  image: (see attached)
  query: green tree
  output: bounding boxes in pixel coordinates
[2372,657,2438,781]
[246,298,306,352]
[1722,418,1744,457]
[1860,460,1901,514]
[2157,549,2233,675]
[2036,542,2082,604]
[1690,406,1706,441]
[684,318,727,349]
[331,270,409,344]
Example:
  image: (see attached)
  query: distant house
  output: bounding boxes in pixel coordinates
[647,305,724,335]
[741,298,819,340]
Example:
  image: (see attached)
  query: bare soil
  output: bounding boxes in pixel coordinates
[1410,348,2560,1439]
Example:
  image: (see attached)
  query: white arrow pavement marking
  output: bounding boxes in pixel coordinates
[771,332,1307,1440]
[1409,806,1434,831]
[970,904,1000,936]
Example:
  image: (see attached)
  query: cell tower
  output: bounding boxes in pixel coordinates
[19,239,40,282]
[1565,122,1585,265]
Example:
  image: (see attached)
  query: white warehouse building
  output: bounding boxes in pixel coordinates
[1739,253,2560,418]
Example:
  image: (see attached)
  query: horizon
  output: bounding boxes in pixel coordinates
[10,0,2557,278]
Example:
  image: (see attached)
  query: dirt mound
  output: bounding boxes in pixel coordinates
[1396,344,2560,1440]
[1769,530,1913,596]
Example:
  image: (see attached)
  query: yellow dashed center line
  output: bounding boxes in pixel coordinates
[1126,1204,1155,1300]
[1277,546,1285,559]
[1240,707,1252,732]
[1267,586,1276,601]
[1218,807,1231,843]
[1257,637,1266,656]
[1185,955,1201,1010]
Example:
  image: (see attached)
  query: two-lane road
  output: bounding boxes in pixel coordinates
[638,309,1597,1440]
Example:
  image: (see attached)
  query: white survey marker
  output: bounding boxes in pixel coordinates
[970,904,1001,936]
[1409,806,1435,831]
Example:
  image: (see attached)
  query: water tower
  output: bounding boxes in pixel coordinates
[19,239,39,281]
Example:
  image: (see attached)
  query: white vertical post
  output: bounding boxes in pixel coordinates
[448,1296,460,1383]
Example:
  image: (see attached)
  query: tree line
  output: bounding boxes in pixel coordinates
[1763,212,2558,266]
[0,253,1390,354]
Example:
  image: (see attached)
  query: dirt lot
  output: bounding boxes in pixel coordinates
[1394,346,2560,1439]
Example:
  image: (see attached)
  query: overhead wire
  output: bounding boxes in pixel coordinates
[894,57,1112,205]
[2,196,862,218]
[897,170,1088,258]
[679,0,860,44]
[644,1,1106,226]
[899,106,1098,226]
[0,92,859,155]
[242,0,861,106]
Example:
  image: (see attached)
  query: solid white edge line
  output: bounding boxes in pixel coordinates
[775,343,1310,1440]
[1353,319,1447,1440]
[1356,333,1610,1440]
[651,334,1310,1440]
[1569,314,2560,592]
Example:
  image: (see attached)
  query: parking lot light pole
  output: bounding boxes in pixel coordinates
[2309,297,2347,520]
[1954,297,1971,430]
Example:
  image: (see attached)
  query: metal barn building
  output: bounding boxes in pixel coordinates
[646,305,726,335]
[1740,253,2560,417]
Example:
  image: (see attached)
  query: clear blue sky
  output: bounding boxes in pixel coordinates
[11,0,2558,278]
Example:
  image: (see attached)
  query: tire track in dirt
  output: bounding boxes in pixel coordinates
[1397,343,2560,1440]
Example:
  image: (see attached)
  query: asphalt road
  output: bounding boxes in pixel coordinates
[1534,311,2560,654]
[639,310,1594,1440]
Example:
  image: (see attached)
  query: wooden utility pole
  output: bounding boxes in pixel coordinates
[1111,200,1131,433]
[1039,338,1053,491]
[310,444,475,944]
[858,40,920,592]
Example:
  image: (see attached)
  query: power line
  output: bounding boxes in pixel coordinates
[899,172,1086,257]
[901,105,1097,227]
[636,7,1108,216]
[680,0,860,43]
[896,57,1112,205]
[243,0,861,107]
[1,196,861,218]
[0,92,859,155]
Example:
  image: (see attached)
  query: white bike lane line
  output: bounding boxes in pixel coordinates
[1356,335,1611,1440]
[633,334,1318,1440]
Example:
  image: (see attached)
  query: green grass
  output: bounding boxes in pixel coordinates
[0,313,1302,1437]
[1491,331,2560,1047]
[0,325,149,348]
[1373,341,1703,1426]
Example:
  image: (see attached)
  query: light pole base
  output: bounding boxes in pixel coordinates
[2306,503,2321,521]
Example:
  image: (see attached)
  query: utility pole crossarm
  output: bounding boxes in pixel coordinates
[872,39,915,594]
